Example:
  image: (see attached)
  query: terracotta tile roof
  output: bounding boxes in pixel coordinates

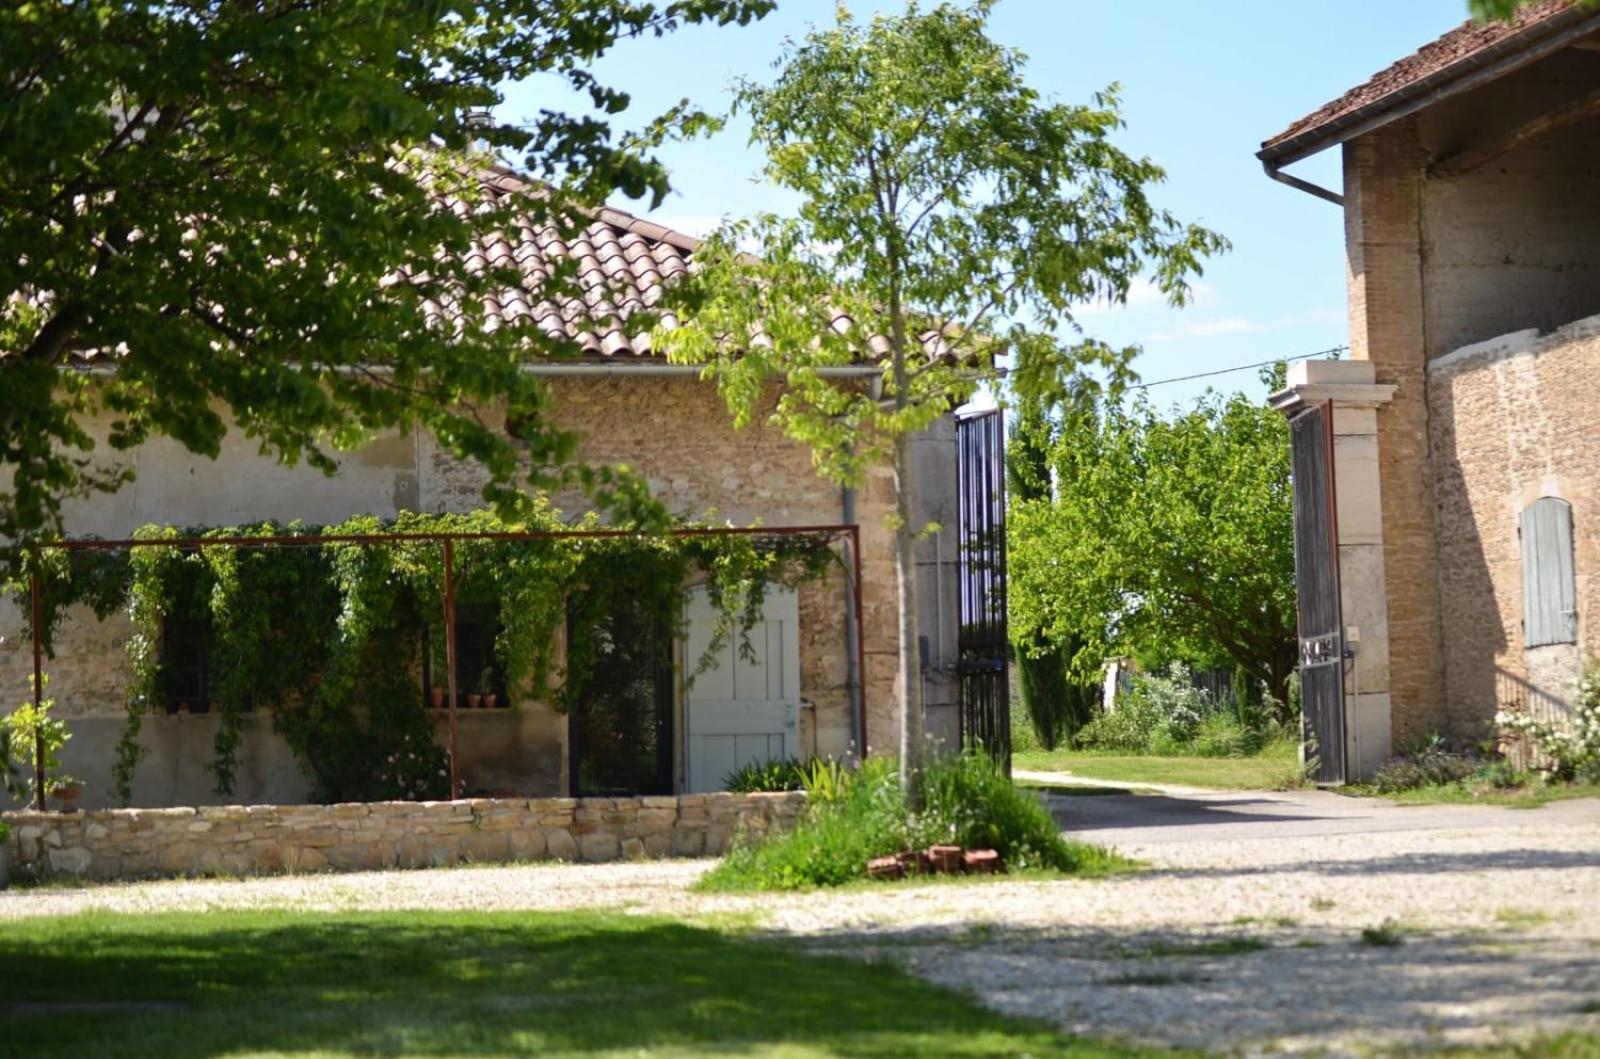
[463,168,702,358]
[1260,0,1599,161]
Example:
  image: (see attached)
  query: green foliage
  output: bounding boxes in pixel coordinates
[1009,399,1096,750]
[700,751,1126,891]
[1076,663,1279,758]
[0,819,9,844]
[0,0,776,571]
[660,1,1225,789]
[17,510,836,804]
[1371,734,1481,794]
[1009,374,1297,714]
[723,757,808,793]
[2,676,75,807]
[1498,667,1600,783]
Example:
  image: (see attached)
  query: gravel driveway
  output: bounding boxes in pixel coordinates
[3,786,1597,1055]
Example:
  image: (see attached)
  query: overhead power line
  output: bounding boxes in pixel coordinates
[1132,344,1351,391]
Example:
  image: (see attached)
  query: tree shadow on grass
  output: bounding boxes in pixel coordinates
[0,910,1173,1058]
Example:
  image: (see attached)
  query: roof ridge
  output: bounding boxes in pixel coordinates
[482,162,703,252]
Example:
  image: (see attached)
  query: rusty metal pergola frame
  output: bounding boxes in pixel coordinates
[21,523,866,809]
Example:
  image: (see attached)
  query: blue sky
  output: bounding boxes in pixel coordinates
[499,0,1470,410]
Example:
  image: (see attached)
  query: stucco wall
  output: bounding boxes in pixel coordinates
[1,790,807,881]
[1339,49,1600,743]
[0,376,955,807]
[1428,317,1600,737]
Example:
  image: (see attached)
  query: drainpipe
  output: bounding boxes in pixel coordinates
[842,481,864,760]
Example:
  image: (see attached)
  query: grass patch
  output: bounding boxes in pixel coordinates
[1360,922,1405,947]
[0,909,1178,1059]
[699,752,1132,892]
[1352,779,1600,808]
[1495,908,1555,930]
[1104,972,1205,987]
[1132,936,1269,959]
[1014,739,1301,791]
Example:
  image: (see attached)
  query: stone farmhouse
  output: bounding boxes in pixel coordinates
[1263,1,1600,780]
[0,167,999,811]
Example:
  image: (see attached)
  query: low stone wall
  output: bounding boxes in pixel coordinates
[0,791,806,882]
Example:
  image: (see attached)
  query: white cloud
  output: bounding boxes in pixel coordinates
[1146,317,1258,343]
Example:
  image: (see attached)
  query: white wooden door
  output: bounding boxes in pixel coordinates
[684,585,800,793]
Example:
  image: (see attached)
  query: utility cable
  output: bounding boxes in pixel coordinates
[1131,344,1350,391]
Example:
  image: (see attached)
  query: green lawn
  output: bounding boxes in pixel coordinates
[1014,740,1302,791]
[0,909,1175,1058]
[1345,780,1600,809]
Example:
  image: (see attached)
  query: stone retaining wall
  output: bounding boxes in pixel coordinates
[0,791,806,882]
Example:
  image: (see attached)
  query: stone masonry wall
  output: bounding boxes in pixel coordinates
[1,791,806,882]
[1427,317,1600,738]
[1343,119,1450,743]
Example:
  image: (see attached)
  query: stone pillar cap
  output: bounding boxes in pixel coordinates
[1270,358,1396,414]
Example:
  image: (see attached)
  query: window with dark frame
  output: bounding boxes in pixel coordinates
[422,606,509,709]
[161,615,211,714]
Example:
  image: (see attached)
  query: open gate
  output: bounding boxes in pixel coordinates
[1288,402,1347,784]
[956,409,1010,772]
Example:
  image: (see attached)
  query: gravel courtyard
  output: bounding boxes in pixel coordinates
[3,787,1597,1055]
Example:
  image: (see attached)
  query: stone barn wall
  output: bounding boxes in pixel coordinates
[0,376,958,808]
[1427,318,1600,738]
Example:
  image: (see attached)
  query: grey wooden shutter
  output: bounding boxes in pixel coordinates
[1521,497,1577,647]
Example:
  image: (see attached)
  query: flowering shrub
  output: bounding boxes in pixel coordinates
[1496,668,1600,783]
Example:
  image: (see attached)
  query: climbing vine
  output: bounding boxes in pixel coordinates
[11,510,839,805]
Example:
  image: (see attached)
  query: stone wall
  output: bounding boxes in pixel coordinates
[0,791,807,882]
[1427,317,1600,737]
[1339,48,1600,744]
[0,375,959,806]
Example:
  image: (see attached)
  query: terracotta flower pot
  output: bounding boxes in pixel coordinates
[866,855,904,881]
[429,686,446,709]
[895,849,932,876]
[465,692,482,709]
[962,849,1002,874]
[483,691,499,710]
[928,845,964,875]
[52,783,84,810]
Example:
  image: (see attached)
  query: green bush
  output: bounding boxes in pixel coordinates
[1498,667,1600,783]
[0,819,10,844]
[1371,734,1480,794]
[723,758,805,793]
[699,751,1126,892]
[1077,663,1280,757]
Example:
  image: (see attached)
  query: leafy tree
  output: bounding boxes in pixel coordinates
[1470,0,1593,18]
[1009,370,1297,717]
[0,0,773,567]
[660,1,1225,798]
[1006,398,1095,750]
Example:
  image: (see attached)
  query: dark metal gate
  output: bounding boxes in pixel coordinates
[956,409,1010,772]
[1288,402,1346,784]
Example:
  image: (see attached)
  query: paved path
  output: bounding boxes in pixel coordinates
[4,788,1598,1055]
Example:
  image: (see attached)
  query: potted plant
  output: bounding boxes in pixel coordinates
[428,638,448,708]
[475,666,496,709]
[48,776,84,811]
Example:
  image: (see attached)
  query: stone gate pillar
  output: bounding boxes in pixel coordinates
[1272,360,1397,780]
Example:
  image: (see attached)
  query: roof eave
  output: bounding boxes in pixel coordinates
[1258,7,1600,169]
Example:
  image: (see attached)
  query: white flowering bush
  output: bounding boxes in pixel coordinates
[1496,668,1600,782]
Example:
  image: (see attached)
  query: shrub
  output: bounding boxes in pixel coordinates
[1497,668,1600,783]
[723,757,805,793]
[0,820,9,844]
[1371,734,1480,793]
[1076,662,1278,757]
[699,751,1126,891]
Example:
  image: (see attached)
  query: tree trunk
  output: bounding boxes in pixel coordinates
[893,430,926,809]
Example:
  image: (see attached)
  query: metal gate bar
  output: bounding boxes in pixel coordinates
[956,409,1011,772]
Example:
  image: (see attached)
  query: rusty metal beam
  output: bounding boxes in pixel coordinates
[29,562,46,810]
[442,539,461,799]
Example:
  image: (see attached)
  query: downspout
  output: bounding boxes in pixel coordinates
[1260,159,1344,207]
[842,480,863,760]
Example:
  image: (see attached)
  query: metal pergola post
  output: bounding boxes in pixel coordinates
[29,560,46,810]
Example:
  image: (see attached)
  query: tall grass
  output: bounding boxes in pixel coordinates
[698,751,1128,892]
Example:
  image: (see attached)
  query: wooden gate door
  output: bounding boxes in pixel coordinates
[1288,402,1347,784]
[956,409,1011,773]
[683,584,800,792]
